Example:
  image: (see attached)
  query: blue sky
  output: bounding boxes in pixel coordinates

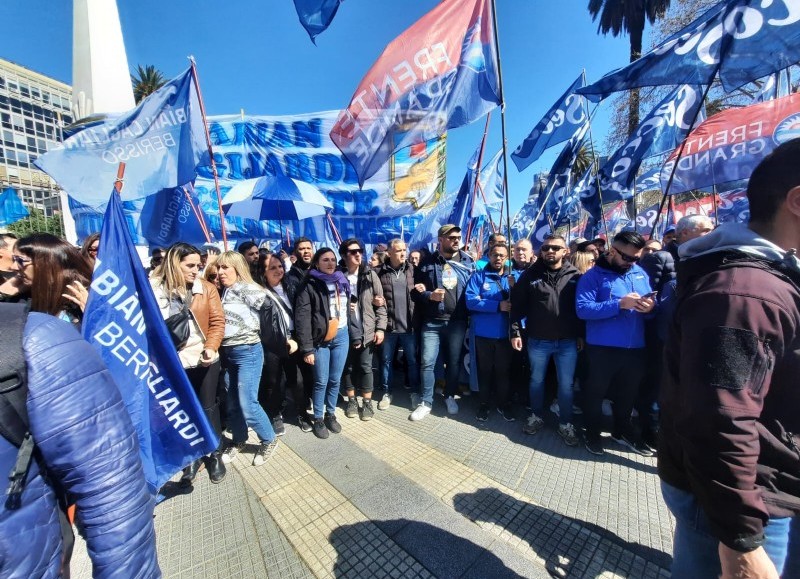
[1,0,638,216]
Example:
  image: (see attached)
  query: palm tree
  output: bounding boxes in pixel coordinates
[131,65,167,104]
[571,143,596,183]
[588,0,672,136]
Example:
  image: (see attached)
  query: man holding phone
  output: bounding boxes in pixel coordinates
[576,231,655,456]
[411,225,475,420]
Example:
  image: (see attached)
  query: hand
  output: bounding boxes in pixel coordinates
[287,339,298,355]
[619,293,642,310]
[304,353,315,365]
[372,295,385,307]
[62,281,89,312]
[414,283,426,293]
[430,288,445,302]
[577,337,585,352]
[350,301,357,313]
[634,297,655,313]
[278,250,289,261]
[719,544,779,579]
[511,337,523,351]
[199,348,216,366]
[374,330,384,346]
[499,300,512,313]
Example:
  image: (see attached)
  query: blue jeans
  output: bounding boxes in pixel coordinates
[312,326,349,419]
[527,338,578,424]
[381,332,419,393]
[223,343,275,444]
[420,319,467,404]
[661,481,792,576]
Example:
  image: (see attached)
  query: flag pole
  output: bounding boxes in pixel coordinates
[466,113,492,245]
[189,56,229,250]
[650,78,715,238]
[182,186,211,243]
[490,0,513,258]
[584,97,610,239]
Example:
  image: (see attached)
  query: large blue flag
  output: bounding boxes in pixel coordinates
[447,147,504,229]
[596,84,705,201]
[294,0,343,43]
[578,0,800,102]
[331,0,500,186]
[35,67,206,207]
[511,73,588,172]
[541,120,591,227]
[409,189,460,248]
[0,188,29,226]
[82,190,218,494]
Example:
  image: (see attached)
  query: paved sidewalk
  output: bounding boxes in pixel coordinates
[71,388,673,578]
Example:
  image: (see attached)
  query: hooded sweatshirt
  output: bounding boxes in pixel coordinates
[659,222,800,552]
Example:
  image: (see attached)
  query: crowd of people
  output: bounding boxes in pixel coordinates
[1,140,799,577]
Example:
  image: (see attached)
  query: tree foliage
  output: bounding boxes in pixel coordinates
[6,207,65,238]
[131,65,167,104]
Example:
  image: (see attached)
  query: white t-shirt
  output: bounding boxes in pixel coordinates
[327,282,348,327]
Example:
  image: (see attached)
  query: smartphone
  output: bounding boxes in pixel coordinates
[642,291,658,299]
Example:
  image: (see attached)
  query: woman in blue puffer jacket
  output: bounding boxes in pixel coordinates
[0,306,160,578]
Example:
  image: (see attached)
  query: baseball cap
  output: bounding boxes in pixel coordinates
[664,225,676,234]
[438,224,462,237]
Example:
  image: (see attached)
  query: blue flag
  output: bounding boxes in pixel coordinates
[541,120,591,228]
[82,190,218,494]
[448,147,505,237]
[331,0,500,185]
[35,67,206,207]
[409,189,461,248]
[578,0,800,102]
[511,73,588,171]
[0,188,29,226]
[294,0,343,42]
[634,166,663,194]
[596,85,705,201]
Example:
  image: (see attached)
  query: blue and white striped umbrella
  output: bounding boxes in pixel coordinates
[223,173,332,222]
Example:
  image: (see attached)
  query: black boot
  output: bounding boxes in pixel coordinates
[206,450,227,484]
[180,459,203,487]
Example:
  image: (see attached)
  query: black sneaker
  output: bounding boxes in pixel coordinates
[325,413,342,434]
[476,404,490,422]
[585,437,605,456]
[272,414,285,437]
[360,399,375,421]
[345,397,359,418]
[611,434,654,457]
[497,406,516,422]
[312,418,329,439]
[298,415,313,433]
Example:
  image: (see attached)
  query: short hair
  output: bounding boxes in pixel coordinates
[613,230,646,249]
[514,239,532,250]
[0,233,18,249]
[488,232,507,246]
[542,233,566,244]
[237,241,257,255]
[387,238,406,250]
[293,237,313,252]
[747,138,800,224]
[338,238,363,257]
[311,247,337,269]
[676,214,713,235]
[215,251,255,284]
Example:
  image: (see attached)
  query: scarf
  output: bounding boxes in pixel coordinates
[309,268,351,296]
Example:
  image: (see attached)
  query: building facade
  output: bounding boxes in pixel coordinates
[0,58,72,217]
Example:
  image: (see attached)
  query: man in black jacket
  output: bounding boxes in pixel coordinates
[511,234,583,446]
[285,237,314,291]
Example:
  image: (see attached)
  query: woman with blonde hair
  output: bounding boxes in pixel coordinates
[150,242,227,485]
[569,250,596,274]
[215,251,277,466]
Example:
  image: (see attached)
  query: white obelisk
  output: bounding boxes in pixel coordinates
[61,0,135,243]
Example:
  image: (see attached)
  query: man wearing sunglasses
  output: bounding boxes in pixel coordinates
[576,230,655,457]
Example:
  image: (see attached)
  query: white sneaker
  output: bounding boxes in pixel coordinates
[377,393,392,410]
[550,401,560,417]
[445,396,459,415]
[409,403,431,421]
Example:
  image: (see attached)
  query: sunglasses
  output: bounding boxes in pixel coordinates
[347,248,362,255]
[447,236,462,241]
[206,274,218,281]
[11,255,31,267]
[540,245,565,252]
[88,247,99,254]
[613,246,640,263]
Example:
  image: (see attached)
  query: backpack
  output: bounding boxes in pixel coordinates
[259,290,291,358]
[0,303,74,568]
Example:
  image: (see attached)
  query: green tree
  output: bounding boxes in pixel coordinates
[588,0,672,136]
[7,208,65,238]
[131,65,167,104]
[571,143,596,183]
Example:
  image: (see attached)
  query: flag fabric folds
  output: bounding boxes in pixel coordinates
[447,147,504,230]
[330,0,500,186]
[293,0,343,42]
[578,0,800,102]
[35,67,206,207]
[662,91,800,194]
[82,190,218,494]
[596,84,706,201]
[511,73,588,171]
[0,188,29,226]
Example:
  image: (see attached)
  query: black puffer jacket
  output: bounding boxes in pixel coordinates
[377,261,416,332]
[640,241,678,294]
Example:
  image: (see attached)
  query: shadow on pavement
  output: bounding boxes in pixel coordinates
[329,519,526,579]
[452,487,672,577]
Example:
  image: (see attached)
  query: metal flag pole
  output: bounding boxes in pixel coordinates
[466,113,492,246]
[189,56,229,250]
[584,95,610,239]
[490,0,513,259]
[182,185,211,243]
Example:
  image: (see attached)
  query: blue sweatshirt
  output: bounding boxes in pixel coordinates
[575,258,653,348]
[465,266,511,339]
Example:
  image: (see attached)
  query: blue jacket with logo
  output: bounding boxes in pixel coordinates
[0,312,160,578]
[575,257,653,348]
[465,266,511,339]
